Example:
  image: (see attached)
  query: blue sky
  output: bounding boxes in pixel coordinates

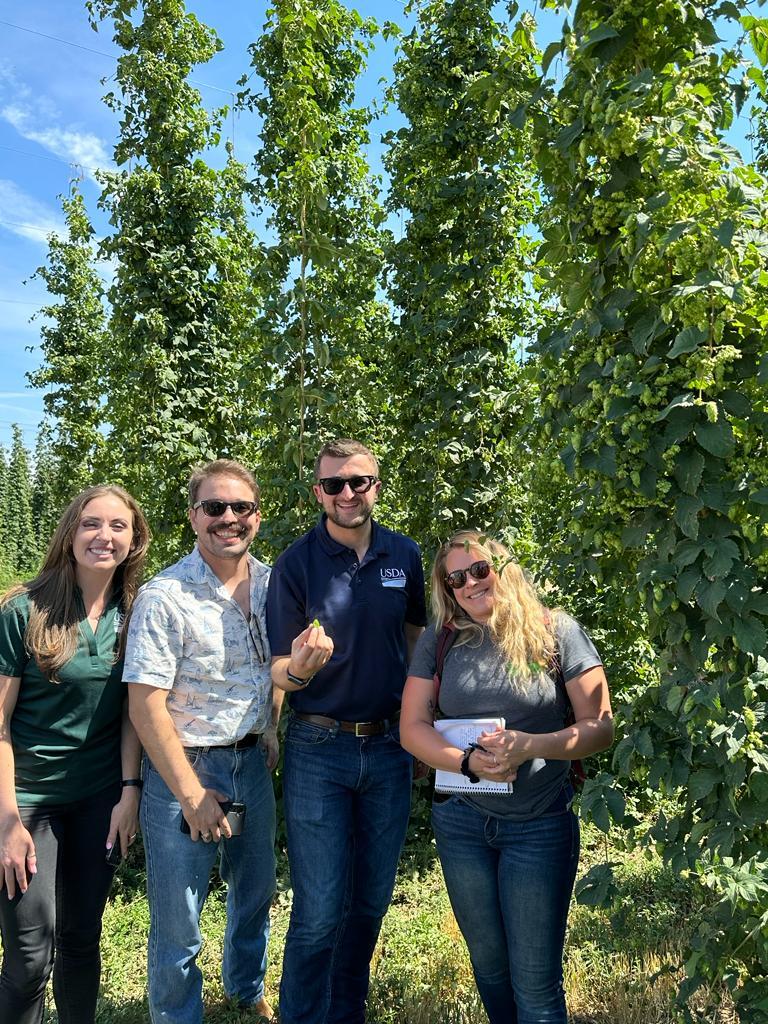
[0,0,570,452]
[0,1,753,453]
[0,0,418,450]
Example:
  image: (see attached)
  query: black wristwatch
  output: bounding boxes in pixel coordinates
[460,747,480,784]
[286,669,312,689]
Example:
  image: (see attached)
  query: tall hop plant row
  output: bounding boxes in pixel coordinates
[20,0,768,1007]
[86,0,261,564]
[241,0,393,554]
[514,0,768,1010]
[28,183,107,507]
[383,0,541,555]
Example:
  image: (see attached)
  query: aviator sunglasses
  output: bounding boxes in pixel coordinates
[317,475,378,496]
[192,500,259,517]
[444,559,492,590]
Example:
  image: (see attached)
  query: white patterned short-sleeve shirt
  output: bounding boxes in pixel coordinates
[124,547,272,746]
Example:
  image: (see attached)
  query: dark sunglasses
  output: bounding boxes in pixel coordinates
[248,613,268,666]
[317,475,378,496]
[192,500,259,518]
[444,560,492,590]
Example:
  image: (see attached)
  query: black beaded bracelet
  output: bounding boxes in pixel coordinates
[121,778,143,789]
[459,747,480,784]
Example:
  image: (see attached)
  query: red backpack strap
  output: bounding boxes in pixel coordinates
[432,622,457,715]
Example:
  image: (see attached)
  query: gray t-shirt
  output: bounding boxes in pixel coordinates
[407,612,602,819]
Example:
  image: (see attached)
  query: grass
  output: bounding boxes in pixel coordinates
[564,827,737,1024]
[2,823,738,1023]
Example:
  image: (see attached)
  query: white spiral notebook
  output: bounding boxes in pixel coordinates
[433,718,513,794]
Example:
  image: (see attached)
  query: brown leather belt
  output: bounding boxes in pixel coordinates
[294,712,398,737]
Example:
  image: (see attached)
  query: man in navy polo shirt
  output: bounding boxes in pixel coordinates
[267,438,426,1024]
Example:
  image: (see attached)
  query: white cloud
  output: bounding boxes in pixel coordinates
[0,62,21,92]
[3,103,111,177]
[0,64,113,182]
[0,180,64,244]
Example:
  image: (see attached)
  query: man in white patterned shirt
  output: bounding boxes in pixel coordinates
[124,460,327,1024]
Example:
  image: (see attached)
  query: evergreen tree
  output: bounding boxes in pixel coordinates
[31,425,62,563]
[0,443,9,584]
[28,183,106,504]
[4,426,36,577]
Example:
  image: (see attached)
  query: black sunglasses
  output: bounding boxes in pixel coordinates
[444,560,492,590]
[248,613,268,666]
[317,475,378,496]
[192,500,259,517]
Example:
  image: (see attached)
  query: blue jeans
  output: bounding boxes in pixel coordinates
[432,794,579,1024]
[279,718,412,1024]
[140,744,276,1024]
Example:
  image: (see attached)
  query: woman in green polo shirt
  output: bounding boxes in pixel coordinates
[0,484,150,1024]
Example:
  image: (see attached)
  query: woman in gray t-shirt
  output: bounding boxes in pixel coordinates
[400,530,613,1024]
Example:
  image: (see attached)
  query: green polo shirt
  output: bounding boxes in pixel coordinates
[0,591,126,806]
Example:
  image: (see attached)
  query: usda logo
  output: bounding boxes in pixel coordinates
[380,568,406,588]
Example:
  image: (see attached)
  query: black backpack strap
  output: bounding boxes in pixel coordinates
[432,622,457,714]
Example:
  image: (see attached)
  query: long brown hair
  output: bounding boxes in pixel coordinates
[1,485,150,680]
[431,530,555,680]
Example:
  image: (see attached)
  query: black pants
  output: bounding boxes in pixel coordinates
[0,783,120,1024]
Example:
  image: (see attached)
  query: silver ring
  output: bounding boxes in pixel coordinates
[128,833,137,842]
[202,831,212,842]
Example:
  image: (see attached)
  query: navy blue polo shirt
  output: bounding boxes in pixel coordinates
[266,515,427,721]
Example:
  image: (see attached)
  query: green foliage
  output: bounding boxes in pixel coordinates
[749,16,768,174]
[27,183,106,504]
[383,0,540,553]
[88,0,261,566]
[241,0,390,554]
[3,426,37,578]
[0,426,62,580]
[522,0,768,1012]
[31,426,63,563]
[19,3,768,1013]
[0,444,9,582]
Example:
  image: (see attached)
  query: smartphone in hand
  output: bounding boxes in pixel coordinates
[105,843,123,867]
[222,801,246,836]
[180,801,246,837]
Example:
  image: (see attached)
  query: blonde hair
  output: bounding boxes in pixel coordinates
[1,485,150,680]
[431,530,555,680]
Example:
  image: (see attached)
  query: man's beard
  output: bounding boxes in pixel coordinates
[326,502,373,531]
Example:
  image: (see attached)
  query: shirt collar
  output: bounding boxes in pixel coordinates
[74,585,121,614]
[185,546,269,592]
[313,514,389,558]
